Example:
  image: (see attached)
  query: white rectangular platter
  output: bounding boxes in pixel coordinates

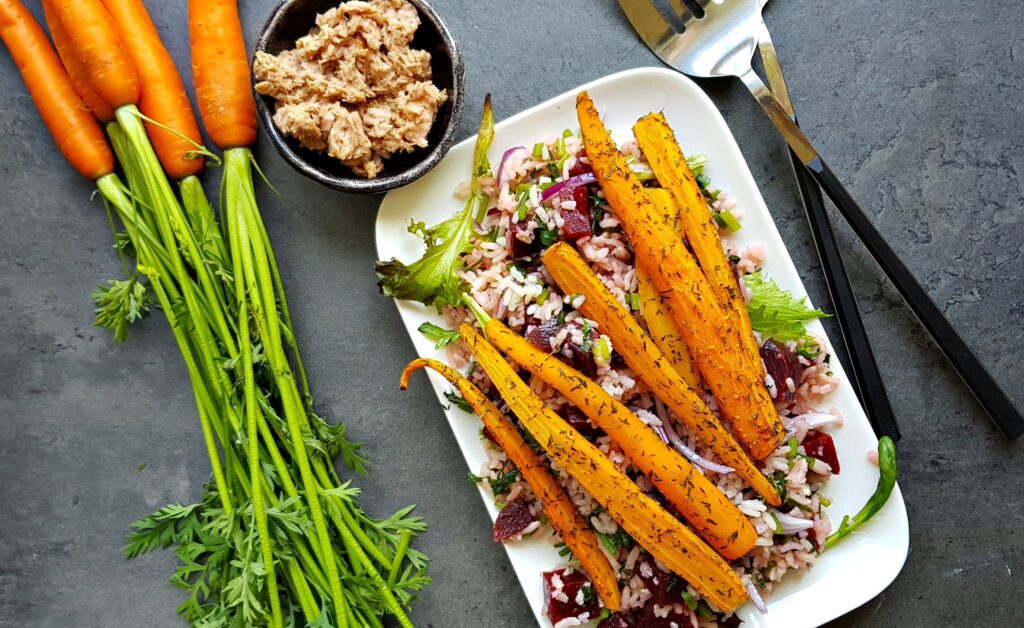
[376,67,908,628]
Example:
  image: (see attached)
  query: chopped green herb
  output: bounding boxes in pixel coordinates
[468,472,484,484]
[466,360,477,377]
[537,224,558,247]
[695,600,715,621]
[532,142,544,159]
[681,591,698,611]
[581,320,593,353]
[787,436,799,460]
[626,292,642,311]
[417,322,461,349]
[713,209,742,232]
[596,530,634,554]
[581,584,596,606]
[745,271,830,342]
[489,467,520,496]
[593,337,611,363]
[686,153,710,174]
[445,390,473,413]
[556,309,568,327]
[825,437,897,550]
[769,470,788,502]
[562,129,574,139]
[536,287,550,305]
[769,511,783,535]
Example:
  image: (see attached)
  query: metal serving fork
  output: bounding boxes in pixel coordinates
[620,0,1024,438]
[754,3,899,440]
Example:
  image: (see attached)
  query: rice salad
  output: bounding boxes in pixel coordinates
[437,127,845,627]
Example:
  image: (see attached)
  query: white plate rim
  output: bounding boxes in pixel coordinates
[375,66,909,628]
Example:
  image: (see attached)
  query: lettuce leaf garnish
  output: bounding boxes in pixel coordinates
[744,271,829,342]
[376,96,496,311]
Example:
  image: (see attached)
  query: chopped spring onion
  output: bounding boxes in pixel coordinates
[714,209,743,232]
[417,322,461,349]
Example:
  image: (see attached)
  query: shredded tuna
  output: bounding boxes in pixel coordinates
[253,0,447,178]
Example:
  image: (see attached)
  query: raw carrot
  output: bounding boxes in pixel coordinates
[635,189,700,389]
[541,242,782,505]
[577,92,785,460]
[634,113,762,365]
[102,0,204,179]
[400,358,621,611]
[483,318,758,559]
[40,0,114,123]
[0,0,113,179]
[188,0,257,150]
[48,0,139,109]
[461,324,748,613]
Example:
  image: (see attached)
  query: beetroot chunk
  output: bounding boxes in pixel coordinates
[760,339,804,401]
[508,212,541,260]
[543,567,601,625]
[492,500,536,542]
[569,150,592,177]
[803,430,841,474]
[634,556,684,608]
[598,614,635,628]
[558,187,592,241]
[559,404,603,439]
[526,317,561,350]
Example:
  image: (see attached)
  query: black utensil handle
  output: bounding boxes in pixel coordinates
[805,156,1024,438]
[788,149,901,440]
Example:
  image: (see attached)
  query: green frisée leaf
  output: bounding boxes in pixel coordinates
[92,276,151,342]
[375,96,496,311]
[745,271,829,342]
[825,436,898,550]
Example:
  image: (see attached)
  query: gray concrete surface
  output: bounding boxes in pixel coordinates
[1,0,1022,626]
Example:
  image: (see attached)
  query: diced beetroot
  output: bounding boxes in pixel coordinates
[569,150,592,177]
[558,187,592,241]
[481,426,497,445]
[598,614,635,628]
[543,567,601,625]
[562,341,598,378]
[493,500,536,542]
[760,340,804,402]
[559,404,603,439]
[526,317,561,350]
[635,556,684,608]
[508,212,540,260]
[635,603,693,628]
[803,430,840,474]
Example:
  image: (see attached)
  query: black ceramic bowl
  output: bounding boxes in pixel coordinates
[252,0,465,194]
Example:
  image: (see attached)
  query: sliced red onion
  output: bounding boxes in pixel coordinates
[539,173,598,203]
[653,400,736,475]
[496,145,526,188]
[652,424,670,444]
[745,580,768,614]
[773,510,814,535]
[791,412,840,431]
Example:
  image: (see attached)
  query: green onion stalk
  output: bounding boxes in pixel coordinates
[94,109,428,627]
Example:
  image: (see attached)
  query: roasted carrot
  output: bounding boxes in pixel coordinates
[400,358,621,611]
[102,0,204,179]
[188,0,257,150]
[635,189,700,389]
[40,0,115,123]
[461,324,748,613]
[482,318,758,559]
[577,92,785,460]
[542,242,781,505]
[0,0,113,179]
[48,0,139,109]
[635,113,762,365]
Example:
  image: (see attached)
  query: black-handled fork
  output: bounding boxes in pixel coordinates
[755,6,900,440]
[619,0,1024,438]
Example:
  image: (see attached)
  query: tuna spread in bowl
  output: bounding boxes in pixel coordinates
[252,0,463,192]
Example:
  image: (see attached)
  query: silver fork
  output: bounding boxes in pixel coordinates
[619,0,1024,438]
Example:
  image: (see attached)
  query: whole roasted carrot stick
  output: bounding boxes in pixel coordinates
[482,318,759,558]
[401,358,621,611]
[0,0,113,180]
[102,0,204,179]
[461,324,748,613]
[634,113,763,366]
[577,91,785,460]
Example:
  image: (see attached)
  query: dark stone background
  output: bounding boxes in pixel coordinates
[1,1,1021,625]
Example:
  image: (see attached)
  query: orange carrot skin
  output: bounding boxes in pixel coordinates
[102,0,204,179]
[0,0,113,179]
[485,319,758,559]
[400,358,621,611]
[577,92,785,460]
[49,0,139,109]
[188,0,257,149]
[634,114,762,366]
[461,324,748,613]
[40,0,115,123]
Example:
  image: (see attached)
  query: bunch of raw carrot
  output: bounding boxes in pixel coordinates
[401,92,793,614]
[0,1,428,626]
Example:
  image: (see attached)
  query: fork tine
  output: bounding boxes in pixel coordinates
[618,0,676,48]
[666,0,696,23]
